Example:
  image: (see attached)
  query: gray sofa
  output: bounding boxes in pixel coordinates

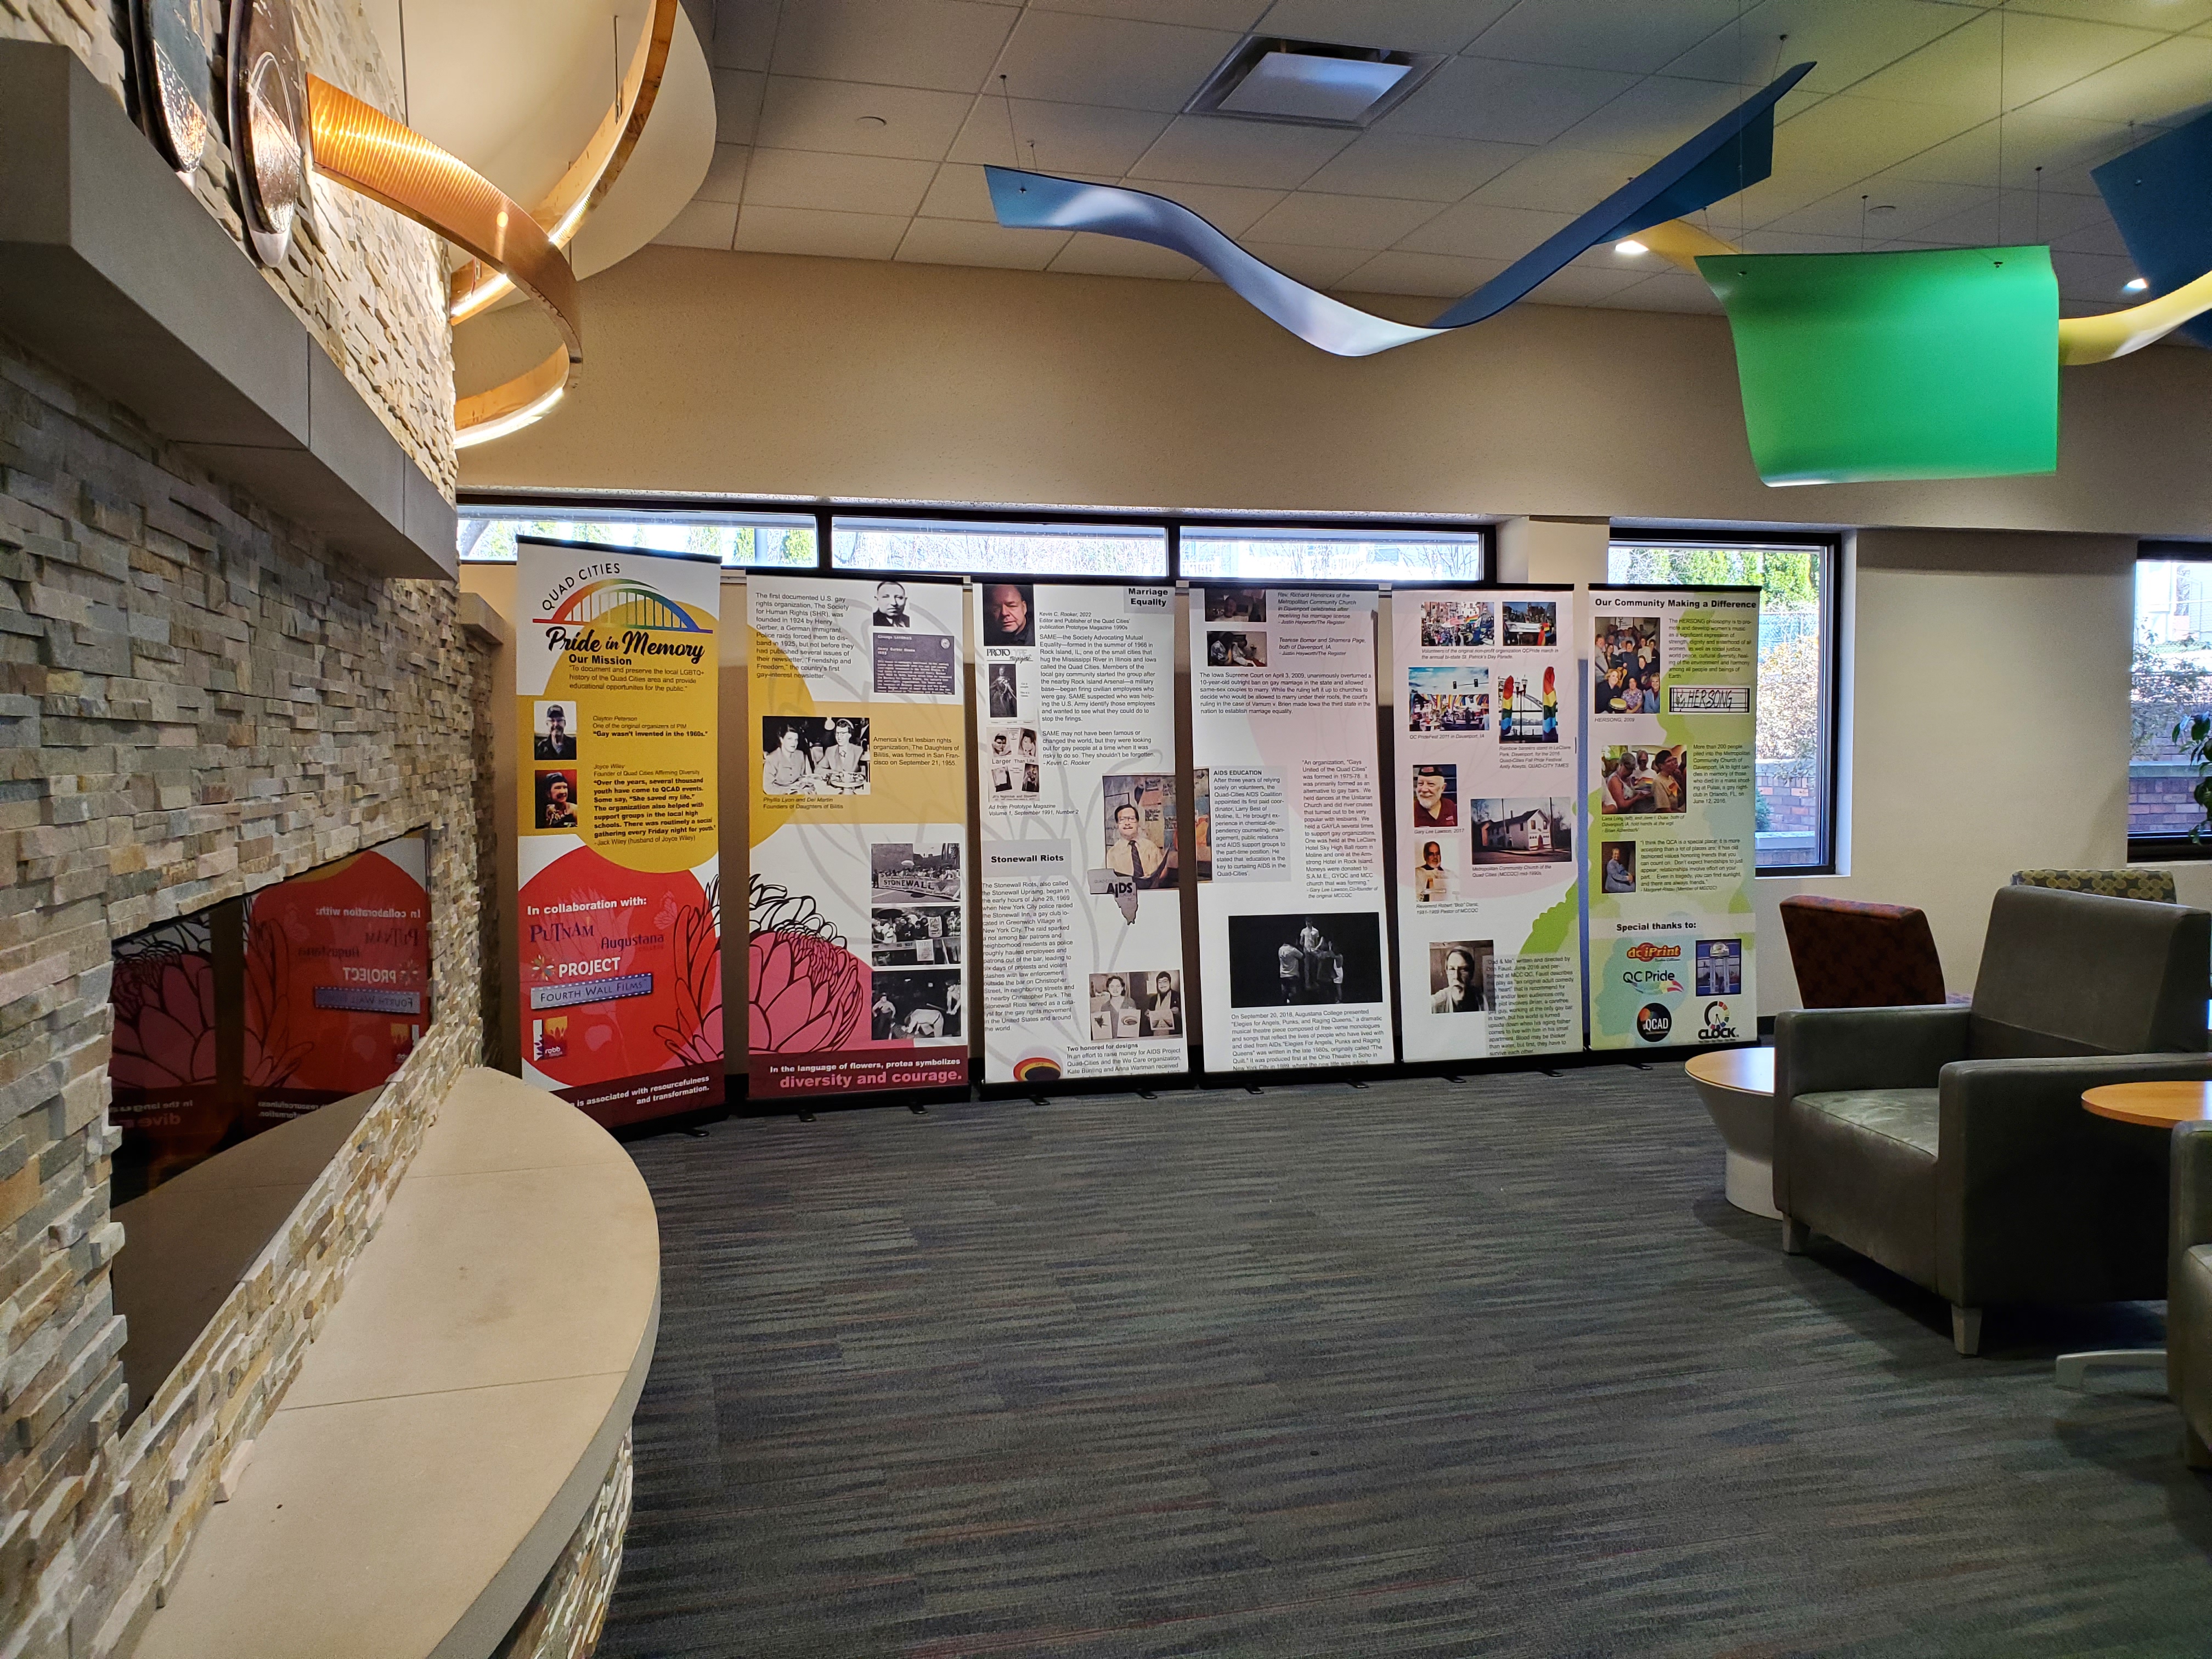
[2172,1121,2212,1467]
[1774,884,2212,1355]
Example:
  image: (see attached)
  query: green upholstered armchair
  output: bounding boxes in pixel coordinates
[2173,1121,2212,1467]
[1774,885,2212,1356]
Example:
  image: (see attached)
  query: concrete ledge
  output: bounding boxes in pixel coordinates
[133,1069,660,1659]
[0,41,456,582]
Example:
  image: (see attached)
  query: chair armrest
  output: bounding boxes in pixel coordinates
[1937,1053,2212,1307]
[2175,1120,2212,1254]
[1775,1005,1969,1100]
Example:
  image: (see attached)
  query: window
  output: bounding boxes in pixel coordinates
[1180,526,1485,583]
[2130,550,2212,850]
[458,511,816,568]
[1607,537,1837,873]
[831,519,1166,578]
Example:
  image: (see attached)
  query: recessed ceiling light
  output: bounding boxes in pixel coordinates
[856,115,887,128]
[1187,36,1444,129]
[2125,275,2150,292]
[1616,239,1649,256]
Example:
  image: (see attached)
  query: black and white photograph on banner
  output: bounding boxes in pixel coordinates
[870,968,962,1039]
[760,716,871,795]
[535,769,579,830]
[1494,668,1559,744]
[1414,837,1457,904]
[1407,667,1489,733]
[981,580,1035,646]
[986,662,1019,720]
[1502,601,1558,647]
[1206,630,1267,667]
[1087,970,1183,1041]
[1468,798,1574,865]
[1192,769,1212,881]
[1226,912,1385,1008]
[1420,599,1493,648]
[872,905,962,967]
[1697,938,1745,997]
[1101,774,1176,888]
[1599,746,1688,815]
[1595,614,1662,713]
[1411,763,1458,828]
[1601,839,1638,894]
[871,578,912,628]
[986,728,1039,794]
[870,840,962,904]
[532,701,579,760]
[1204,587,1266,623]
[1429,940,1494,1014]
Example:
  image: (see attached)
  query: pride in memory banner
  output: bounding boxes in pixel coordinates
[1391,587,1582,1060]
[974,581,1187,1085]
[1190,584,1395,1073]
[1585,585,1760,1050]
[515,537,724,1127]
[747,573,970,1098]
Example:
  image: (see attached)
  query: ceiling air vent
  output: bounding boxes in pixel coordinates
[1187,37,1443,129]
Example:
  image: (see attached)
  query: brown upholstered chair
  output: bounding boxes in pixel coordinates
[1779,895,1948,1008]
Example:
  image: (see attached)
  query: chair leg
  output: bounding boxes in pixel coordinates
[1780,1216,1810,1255]
[1952,1305,1983,1357]
[2186,1420,2212,1472]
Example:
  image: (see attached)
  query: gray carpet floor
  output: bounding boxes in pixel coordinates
[600,1065,2212,1658]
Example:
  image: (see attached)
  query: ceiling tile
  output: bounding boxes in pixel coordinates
[1469,146,1654,212]
[744,149,940,216]
[1384,56,1641,145]
[1523,262,1651,304]
[895,218,1073,269]
[1731,165,1865,228]
[711,0,777,71]
[1243,191,1443,249]
[1126,115,1358,189]
[653,199,740,249]
[1551,73,1770,155]
[2018,0,2212,28]
[2026,33,2212,126]
[756,78,974,159]
[1758,177,1995,241]
[1249,0,1517,55]
[1847,10,2163,111]
[1339,249,1508,298]
[1395,199,1576,260]
[1301,132,1532,201]
[1047,235,1203,278]
[948,98,1174,174]
[1240,241,1374,287]
[1725,228,1859,254]
[2050,211,2129,258]
[713,69,766,143]
[1887,108,2135,195]
[769,0,1018,94]
[1466,0,1742,76]
[917,162,997,221]
[1661,0,1972,99]
[1593,269,1725,313]
[733,204,912,258]
[1771,94,1983,177]
[695,143,752,205]
[1133,179,1288,236]
[1032,0,1268,28]
[2051,246,2143,300]
[995,10,1243,111]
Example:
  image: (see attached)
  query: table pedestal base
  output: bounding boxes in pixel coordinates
[2055,1348,2169,1394]
[1725,1150,1781,1221]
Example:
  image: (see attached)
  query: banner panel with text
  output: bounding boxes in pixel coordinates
[1192,585,1394,1072]
[748,574,969,1097]
[515,539,723,1127]
[975,582,1187,1084]
[1585,585,1760,1050]
[1392,588,1582,1059]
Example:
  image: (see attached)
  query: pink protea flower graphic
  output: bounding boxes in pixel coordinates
[111,938,218,1091]
[748,877,864,1053]
[656,878,725,1066]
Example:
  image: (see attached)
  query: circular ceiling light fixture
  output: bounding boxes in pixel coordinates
[857,115,888,128]
[131,0,222,172]
[2125,275,2150,292]
[1615,239,1649,255]
[228,0,313,266]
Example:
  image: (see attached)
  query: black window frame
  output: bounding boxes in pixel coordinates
[1605,527,1843,878]
[2127,540,2212,863]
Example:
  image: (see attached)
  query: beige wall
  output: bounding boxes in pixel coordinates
[462,245,2212,538]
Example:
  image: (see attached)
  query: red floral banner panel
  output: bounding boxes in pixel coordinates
[515,537,724,1127]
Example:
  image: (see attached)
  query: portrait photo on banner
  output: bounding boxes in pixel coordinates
[1411,763,1458,828]
[1204,587,1266,623]
[1413,835,1458,903]
[760,716,871,795]
[534,769,579,830]
[981,580,1035,646]
[1601,839,1638,894]
[1099,773,1176,888]
[986,661,1019,720]
[1225,912,1385,1009]
[1087,969,1183,1042]
[1429,939,1494,1014]
[532,700,579,760]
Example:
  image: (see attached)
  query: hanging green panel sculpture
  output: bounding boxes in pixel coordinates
[1698,247,2059,486]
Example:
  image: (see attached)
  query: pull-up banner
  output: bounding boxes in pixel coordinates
[1191,585,1394,1073]
[1391,588,1582,1059]
[975,582,1188,1085]
[515,537,724,1127]
[747,574,970,1098]
[1585,585,1760,1049]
